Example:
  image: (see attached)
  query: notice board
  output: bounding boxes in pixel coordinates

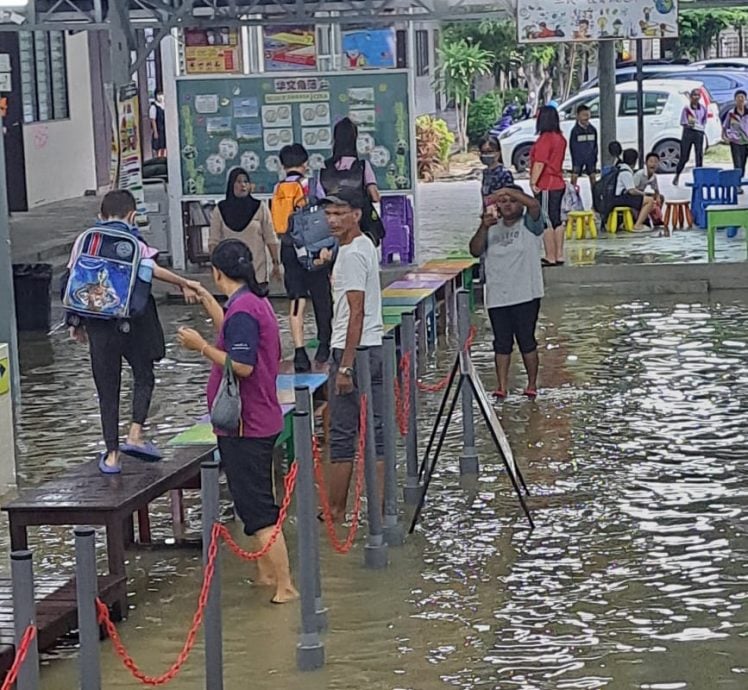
[176,70,413,196]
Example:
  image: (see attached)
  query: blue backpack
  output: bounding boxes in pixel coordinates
[62,223,154,322]
[288,198,338,271]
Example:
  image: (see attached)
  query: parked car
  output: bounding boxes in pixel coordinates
[644,69,748,116]
[579,64,696,90]
[499,80,722,174]
[692,58,748,70]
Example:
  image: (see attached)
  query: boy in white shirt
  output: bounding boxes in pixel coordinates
[614,149,655,232]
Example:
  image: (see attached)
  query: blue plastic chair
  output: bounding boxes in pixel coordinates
[718,169,743,238]
[691,168,723,228]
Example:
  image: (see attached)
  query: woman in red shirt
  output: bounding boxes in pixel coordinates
[530,106,568,266]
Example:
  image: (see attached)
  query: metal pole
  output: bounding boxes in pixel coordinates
[355,347,389,569]
[635,39,645,164]
[381,335,404,546]
[401,312,422,505]
[201,460,223,690]
[294,386,328,632]
[74,527,101,690]
[598,41,618,166]
[11,550,39,690]
[457,290,478,477]
[293,411,325,671]
[0,114,21,410]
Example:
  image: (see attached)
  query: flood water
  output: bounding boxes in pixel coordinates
[9,292,748,689]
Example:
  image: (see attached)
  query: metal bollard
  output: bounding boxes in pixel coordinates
[401,312,423,505]
[457,290,479,478]
[11,550,39,690]
[294,386,328,632]
[293,411,325,671]
[74,527,101,690]
[201,459,224,690]
[355,347,389,569]
[381,335,404,546]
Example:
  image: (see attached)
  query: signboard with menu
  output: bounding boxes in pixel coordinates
[263,26,317,71]
[184,27,241,74]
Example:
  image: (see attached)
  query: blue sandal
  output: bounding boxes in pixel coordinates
[120,442,162,462]
[98,452,121,475]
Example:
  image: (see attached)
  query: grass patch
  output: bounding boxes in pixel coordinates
[705,143,733,165]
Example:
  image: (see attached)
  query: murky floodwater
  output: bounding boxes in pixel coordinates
[9,292,748,689]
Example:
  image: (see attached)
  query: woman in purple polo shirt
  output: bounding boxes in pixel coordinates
[177,239,298,604]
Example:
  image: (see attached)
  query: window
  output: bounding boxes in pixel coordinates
[562,96,600,121]
[415,30,429,77]
[19,30,69,123]
[619,92,667,116]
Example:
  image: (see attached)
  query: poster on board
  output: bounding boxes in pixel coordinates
[516,0,678,43]
[116,83,144,208]
[184,27,241,74]
[263,26,317,71]
[342,28,396,69]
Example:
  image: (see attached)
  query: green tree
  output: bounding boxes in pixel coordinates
[676,9,748,59]
[436,39,493,152]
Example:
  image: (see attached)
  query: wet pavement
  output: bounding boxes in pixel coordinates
[9,290,748,689]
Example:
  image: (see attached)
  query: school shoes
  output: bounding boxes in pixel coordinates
[294,347,312,373]
[314,343,330,365]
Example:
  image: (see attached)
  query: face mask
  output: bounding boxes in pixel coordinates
[480,154,498,166]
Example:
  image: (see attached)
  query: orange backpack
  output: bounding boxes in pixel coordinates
[271,179,307,234]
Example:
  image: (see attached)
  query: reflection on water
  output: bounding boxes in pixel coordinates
[10,294,748,689]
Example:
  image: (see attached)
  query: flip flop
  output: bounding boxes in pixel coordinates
[541,259,556,267]
[492,389,507,400]
[98,452,121,475]
[524,388,538,399]
[120,442,163,462]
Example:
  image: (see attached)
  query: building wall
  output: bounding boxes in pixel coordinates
[22,33,97,207]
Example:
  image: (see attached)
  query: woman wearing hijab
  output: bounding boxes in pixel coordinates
[209,167,281,289]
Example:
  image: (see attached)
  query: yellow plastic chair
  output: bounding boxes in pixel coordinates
[565,210,598,239]
[606,207,635,234]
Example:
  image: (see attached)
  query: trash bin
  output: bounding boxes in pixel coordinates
[13,263,52,332]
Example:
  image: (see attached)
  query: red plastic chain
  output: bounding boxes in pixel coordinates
[96,521,221,686]
[314,394,367,554]
[218,462,298,561]
[393,350,411,436]
[0,625,36,690]
[414,325,478,394]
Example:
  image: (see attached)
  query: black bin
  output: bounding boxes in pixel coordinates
[13,263,53,332]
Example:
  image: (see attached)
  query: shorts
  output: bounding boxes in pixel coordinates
[217,434,280,535]
[488,299,541,356]
[328,347,384,462]
[536,189,564,229]
[612,193,643,212]
[280,235,331,301]
[572,160,597,177]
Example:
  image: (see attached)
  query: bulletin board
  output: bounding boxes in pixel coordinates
[176,70,413,196]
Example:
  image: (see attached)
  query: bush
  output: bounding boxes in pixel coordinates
[416,115,455,181]
[467,92,501,145]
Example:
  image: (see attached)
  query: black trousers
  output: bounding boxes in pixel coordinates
[674,129,704,176]
[730,143,748,176]
[87,321,157,452]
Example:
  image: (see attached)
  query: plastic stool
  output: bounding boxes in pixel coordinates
[607,206,635,234]
[565,210,598,239]
[663,200,693,231]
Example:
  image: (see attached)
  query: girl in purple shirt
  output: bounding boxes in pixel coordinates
[673,89,708,186]
[177,239,298,604]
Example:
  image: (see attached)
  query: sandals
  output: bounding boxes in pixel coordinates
[492,389,507,400]
[524,388,538,399]
[98,452,121,475]
[120,442,163,462]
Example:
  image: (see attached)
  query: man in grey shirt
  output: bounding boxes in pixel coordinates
[470,185,544,399]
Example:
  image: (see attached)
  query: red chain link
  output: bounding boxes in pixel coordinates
[314,394,367,554]
[1,625,36,690]
[218,462,298,561]
[393,351,411,436]
[414,325,477,394]
[97,521,222,686]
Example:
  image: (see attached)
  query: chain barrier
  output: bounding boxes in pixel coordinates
[314,394,367,554]
[1,625,36,690]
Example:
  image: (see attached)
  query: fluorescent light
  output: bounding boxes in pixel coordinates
[0,0,28,7]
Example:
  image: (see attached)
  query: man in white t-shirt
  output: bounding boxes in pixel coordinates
[613,148,654,231]
[321,189,384,522]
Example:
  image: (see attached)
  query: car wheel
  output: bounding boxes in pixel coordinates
[653,139,681,174]
[512,144,532,174]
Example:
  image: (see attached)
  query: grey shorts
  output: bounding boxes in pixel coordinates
[329,346,385,462]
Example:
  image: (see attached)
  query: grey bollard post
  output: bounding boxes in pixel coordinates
[11,550,39,690]
[293,411,325,671]
[457,290,479,477]
[201,460,223,690]
[74,527,101,690]
[401,312,423,505]
[355,347,389,569]
[381,335,404,546]
[294,386,328,632]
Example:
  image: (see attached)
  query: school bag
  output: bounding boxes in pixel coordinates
[288,198,338,271]
[591,164,621,222]
[62,224,153,324]
[271,178,307,234]
[320,159,386,246]
[560,182,584,222]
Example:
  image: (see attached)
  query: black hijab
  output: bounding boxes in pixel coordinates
[218,168,261,232]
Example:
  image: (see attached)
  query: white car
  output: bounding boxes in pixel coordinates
[499,79,722,174]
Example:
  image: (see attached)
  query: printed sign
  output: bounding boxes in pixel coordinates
[0,356,8,396]
[342,28,396,69]
[116,83,144,208]
[263,26,317,71]
[517,0,679,43]
[184,27,241,74]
